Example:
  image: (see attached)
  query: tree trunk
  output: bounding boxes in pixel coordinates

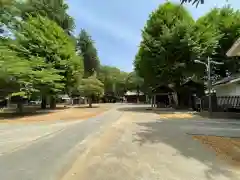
[137,85,140,104]
[17,102,23,113]
[50,96,56,109]
[151,96,153,108]
[88,97,92,108]
[7,96,11,108]
[41,95,47,109]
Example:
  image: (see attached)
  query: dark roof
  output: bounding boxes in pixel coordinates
[152,85,174,93]
[181,79,203,87]
[213,74,240,86]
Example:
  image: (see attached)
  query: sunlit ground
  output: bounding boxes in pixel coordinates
[193,136,240,168]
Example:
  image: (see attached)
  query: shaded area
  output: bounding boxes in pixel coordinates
[0,104,109,122]
[0,106,69,120]
[133,120,237,180]
[117,106,156,113]
[118,105,196,115]
[74,105,100,109]
[199,111,240,120]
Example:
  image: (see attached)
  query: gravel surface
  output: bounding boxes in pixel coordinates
[0,104,239,180]
[0,107,123,180]
[63,105,240,180]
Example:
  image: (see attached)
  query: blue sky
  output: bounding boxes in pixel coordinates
[66,0,240,72]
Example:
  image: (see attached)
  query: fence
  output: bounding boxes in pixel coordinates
[200,95,240,112]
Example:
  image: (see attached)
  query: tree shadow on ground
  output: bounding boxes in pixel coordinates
[118,105,194,115]
[118,106,154,113]
[133,120,237,180]
[0,106,69,120]
[199,111,240,120]
[74,105,100,109]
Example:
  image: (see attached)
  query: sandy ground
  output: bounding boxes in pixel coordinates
[159,113,194,119]
[0,104,239,180]
[193,136,240,168]
[0,104,111,123]
[0,107,123,180]
[62,107,240,180]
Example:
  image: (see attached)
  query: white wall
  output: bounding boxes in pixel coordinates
[215,83,240,96]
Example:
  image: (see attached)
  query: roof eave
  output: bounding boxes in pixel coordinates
[226,38,240,57]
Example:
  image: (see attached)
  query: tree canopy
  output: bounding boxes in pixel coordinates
[98,65,128,96]
[135,2,198,89]
[0,14,83,109]
[78,74,104,107]
[13,15,83,95]
[1,0,240,110]
[135,1,240,101]
[76,29,100,77]
[19,0,75,34]
[196,6,240,78]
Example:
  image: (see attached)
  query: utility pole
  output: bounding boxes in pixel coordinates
[207,57,212,113]
[194,57,223,114]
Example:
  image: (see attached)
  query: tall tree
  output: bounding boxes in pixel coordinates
[78,74,104,108]
[12,15,83,109]
[0,0,20,35]
[76,29,100,77]
[125,72,144,92]
[134,2,196,90]
[19,0,75,34]
[196,6,240,78]
[125,72,144,102]
[98,65,128,96]
[0,39,32,98]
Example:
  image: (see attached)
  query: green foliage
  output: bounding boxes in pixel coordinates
[0,0,20,35]
[76,29,100,77]
[125,72,144,92]
[78,74,104,98]
[11,15,83,96]
[0,40,33,98]
[135,2,236,91]
[135,2,197,88]
[196,6,240,78]
[98,65,128,96]
[19,0,75,33]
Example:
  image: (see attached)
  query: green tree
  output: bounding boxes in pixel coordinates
[115,71,129,96]
[0,37,65,112]
[0,39,32,112]
[98,65,128,97]
[12,15,83,109]
[0,0,20,35]
[125,72,144,103]
[134,2,196,90]
[19,0,75,34]
[76,29,100,77]
[196,6,240,78]
[78,74,104,107]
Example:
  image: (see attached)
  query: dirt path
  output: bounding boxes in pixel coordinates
[0,104,110,123]
[61,112,134,180]
[62,107,240,180]
[0,106,123,180]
